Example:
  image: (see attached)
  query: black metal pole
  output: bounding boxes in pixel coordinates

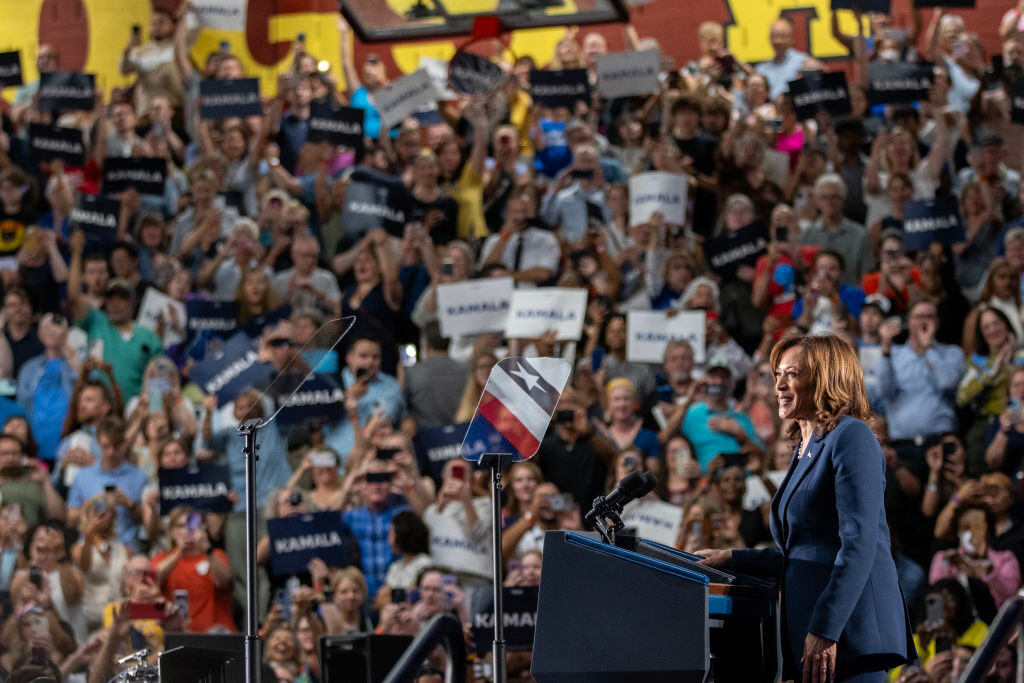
[489,460,507,683]
[239,420,262,683]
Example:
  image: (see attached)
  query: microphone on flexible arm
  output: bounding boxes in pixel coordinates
[586,471,659,543]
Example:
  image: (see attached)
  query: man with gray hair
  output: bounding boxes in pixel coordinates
[271,235,341,315]
[541,143,610,242]
[801,173,868,283]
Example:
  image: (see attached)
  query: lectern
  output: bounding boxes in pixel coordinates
[531,531,781,682]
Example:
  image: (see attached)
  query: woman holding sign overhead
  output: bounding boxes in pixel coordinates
[697,334,915,682]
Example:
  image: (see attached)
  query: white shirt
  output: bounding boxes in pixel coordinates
[479,227,560,278]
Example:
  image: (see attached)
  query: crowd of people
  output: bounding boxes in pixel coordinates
[0,0,1023,681]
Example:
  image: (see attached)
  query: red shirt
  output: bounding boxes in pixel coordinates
[860,269,922,314]
[754,245,819,317]
[152,549,237,633]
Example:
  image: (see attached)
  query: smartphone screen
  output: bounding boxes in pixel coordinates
[451,464,466,481]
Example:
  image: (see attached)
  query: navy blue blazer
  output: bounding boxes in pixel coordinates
[732,417,916,676]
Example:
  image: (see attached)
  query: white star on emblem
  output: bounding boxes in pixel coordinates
[511,366,540,391]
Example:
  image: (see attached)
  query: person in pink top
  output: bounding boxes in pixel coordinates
[928,501,1021,608]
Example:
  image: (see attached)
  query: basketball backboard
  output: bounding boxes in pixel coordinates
[340,0,630,42]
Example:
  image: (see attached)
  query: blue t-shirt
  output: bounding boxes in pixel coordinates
[67,461,149,550]
[535,120,571,179]
[351,86,384,141]
[632,428,661,461]
[681,402,763,471]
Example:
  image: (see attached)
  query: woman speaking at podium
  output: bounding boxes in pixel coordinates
[697,334,915,683]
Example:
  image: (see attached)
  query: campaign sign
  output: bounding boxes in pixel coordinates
[199,78,261,120]
[373,69,438,130]
[621,498,685,546]
[420,57,458,100]
[71,194,120,243]
[189,332,273,403]
[1011,80,1024,125]
[0,52,23,88]
[461,357,571,463]
[102,158,167,195]
[901,196,965,251]
[529,69,591,109]
[831,0,890,11]
[868,62,935,105]
[471,587,539,654]
[28,123,85,166]
[267,511,349,576]
[190,0,247,31]
[415,422,472,482]
[705,221,768,280]
[158,464,233,516]
[38,72,95,112]
[428,513,491,577]
[597,49,660,99]
[340,168,411,237]
[138,287,186,348]
[449,51,506,97]
[273,373,345,428]
[436,277,514,338]
[504,288,588,341]
[626,310,707,364]
[307,102,365,150]
[186,300,239,337]
[788,71,851,120]
[240,304,292,340]
[629,172,688,226]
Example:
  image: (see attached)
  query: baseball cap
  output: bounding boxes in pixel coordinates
[863,294,891,315]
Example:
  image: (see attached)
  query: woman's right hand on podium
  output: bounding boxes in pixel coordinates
[694,548,733,568]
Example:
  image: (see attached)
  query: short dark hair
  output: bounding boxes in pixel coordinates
[3,284,35,311]
[952,500,997,542]
[391,510,431,556]
[813,248,845,274]
[423,321,449,352]
[671,93,704,116]
[111,240,140,260]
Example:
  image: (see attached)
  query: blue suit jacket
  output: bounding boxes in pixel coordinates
[733,417,915,676]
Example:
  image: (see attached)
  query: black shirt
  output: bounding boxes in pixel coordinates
[535,433,608,515]
[5,323,43,377]
[671,132,719,238]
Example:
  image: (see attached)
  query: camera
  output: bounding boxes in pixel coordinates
[289,491,303,507]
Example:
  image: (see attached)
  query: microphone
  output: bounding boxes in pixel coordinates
[586,471,647,525]
[639,471,658,497]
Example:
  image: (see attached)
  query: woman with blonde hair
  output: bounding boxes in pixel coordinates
[70,494,130,631]
[320,566,375,634]
[550,34,583,70]
[454,349,498,423]
[697,334,914,682]
[597,378,661,472]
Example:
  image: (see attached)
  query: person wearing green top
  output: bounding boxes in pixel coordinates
[68,231,162,400]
